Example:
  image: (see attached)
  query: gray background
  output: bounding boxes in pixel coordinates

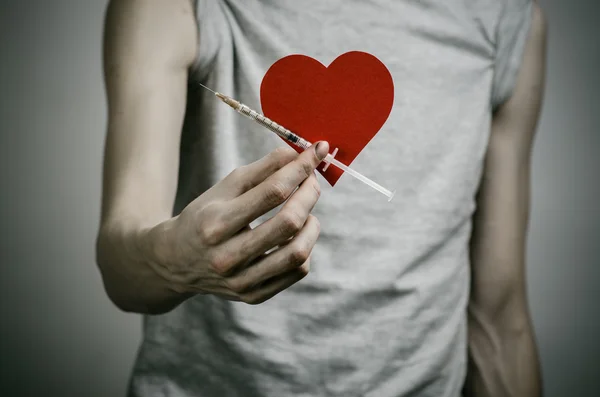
[0,0,597,396]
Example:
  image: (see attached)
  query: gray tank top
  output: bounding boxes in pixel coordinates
[129,1,532,396]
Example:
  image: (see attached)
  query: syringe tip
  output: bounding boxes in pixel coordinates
[216,92,240,109]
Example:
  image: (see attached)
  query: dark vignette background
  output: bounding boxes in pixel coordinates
[0,1,598,396]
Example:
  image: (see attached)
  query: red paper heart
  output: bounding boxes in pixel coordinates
[260,51,394,186]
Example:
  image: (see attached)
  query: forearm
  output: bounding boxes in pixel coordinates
[464,294,542,397]
[464,145,543,396]
[464,133,542,396]
[96,217,185,315]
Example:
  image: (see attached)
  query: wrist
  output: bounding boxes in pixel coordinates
[96,216,185,314]
[139,215,178,270]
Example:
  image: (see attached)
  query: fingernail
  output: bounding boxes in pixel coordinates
[315,141,329,161]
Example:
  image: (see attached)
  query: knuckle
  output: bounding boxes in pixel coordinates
[196,203,227,245]
[296,261,310,278]
[278,210,305,235]
[210,251,234,276]
[226,278,248,294]
[288,244,310,267]
[169,282,188,295]
[264,181,289,206]
[242,294,263,305]
[197,222,226,246]
[311,178,321,198]
[226,271,256,294]
[311,215,321,234]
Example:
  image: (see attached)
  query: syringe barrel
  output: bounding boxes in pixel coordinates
[236,104,311,150]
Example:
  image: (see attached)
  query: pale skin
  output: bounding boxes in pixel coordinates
[96,0,546,395]
[98,0,330,312]
[464,2,546,395]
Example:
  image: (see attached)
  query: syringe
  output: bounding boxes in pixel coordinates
[198,83,396,201]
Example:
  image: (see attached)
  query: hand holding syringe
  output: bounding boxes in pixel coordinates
[199,83,396,201]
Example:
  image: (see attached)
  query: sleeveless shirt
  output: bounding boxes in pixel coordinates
[129,1,532,396]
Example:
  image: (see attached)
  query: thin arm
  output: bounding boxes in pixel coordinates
[464,2,547,396]
[96,0,197,312]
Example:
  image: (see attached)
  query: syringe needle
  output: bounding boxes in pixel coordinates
[198,82,217,95]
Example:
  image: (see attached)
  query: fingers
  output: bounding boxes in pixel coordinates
[219,146,298,199]
[224,141,329,233]
[240,261,310,305]
[224,214,320,295]
[214,173,321,270]
[170,143,327,306]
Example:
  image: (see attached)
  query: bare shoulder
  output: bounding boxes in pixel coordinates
[103,0,198,73]
[531,1,548,48]
[492,0,547,142]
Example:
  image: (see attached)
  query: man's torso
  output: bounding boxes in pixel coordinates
[128,1,530,396]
